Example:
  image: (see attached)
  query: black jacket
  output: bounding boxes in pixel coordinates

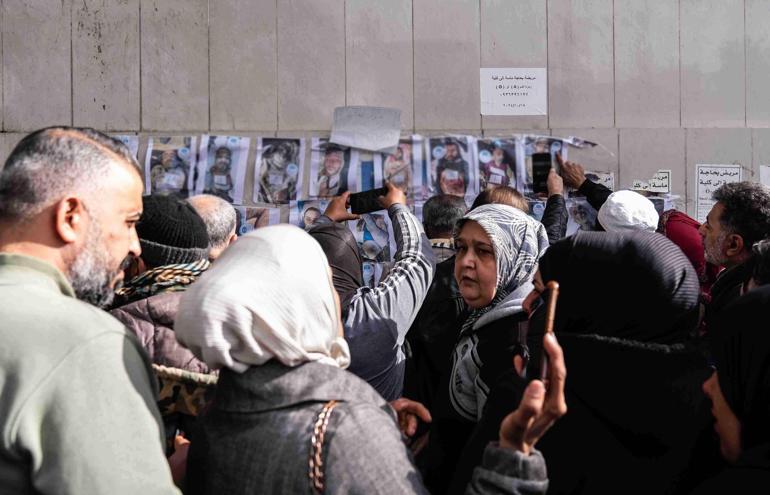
[540,194,569,244]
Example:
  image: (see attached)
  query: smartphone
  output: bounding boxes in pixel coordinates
[532,153,552,194]
[539,281,560,382]
[349,186,388,214]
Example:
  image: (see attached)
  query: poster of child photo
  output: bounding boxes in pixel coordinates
[235,206,282,235]
[521,135,568,196]
[254,138,305,204]
[477,138,518,191]
[427,136,478,204]
[144,136,198,198]
[349,213,392,263]
[381,137,424,201]
[197,135,250,204]
[566,197,598,236]
[308,138,354,198]
[290,200,330,231]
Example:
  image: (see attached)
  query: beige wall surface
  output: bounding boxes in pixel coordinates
[2,0,769,214]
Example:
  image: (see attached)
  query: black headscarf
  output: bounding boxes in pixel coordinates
[537,230,700,343]
[308,221,363,315]
[710,286,770,465]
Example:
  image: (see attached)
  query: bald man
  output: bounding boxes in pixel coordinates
[187,194,238,261]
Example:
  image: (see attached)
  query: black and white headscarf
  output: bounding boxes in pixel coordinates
[450,204,549,421]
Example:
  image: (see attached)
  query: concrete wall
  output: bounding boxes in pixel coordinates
[2,0,769,214]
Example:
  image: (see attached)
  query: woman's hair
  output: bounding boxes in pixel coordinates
[751,238,770,286]
[470,186,528,213]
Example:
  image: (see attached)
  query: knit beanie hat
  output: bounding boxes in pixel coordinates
[137,195,210,267]
[597,190,659,233]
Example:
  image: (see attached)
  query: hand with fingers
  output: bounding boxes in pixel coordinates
[389,397,432,438]
[498,332,567,455]
[168,434,191,486]
[555,153,587,190]
[546,169,564,198]
[378,181,407,210]
[324,191,360,223]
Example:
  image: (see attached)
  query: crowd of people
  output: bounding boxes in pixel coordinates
[1,126,770,494]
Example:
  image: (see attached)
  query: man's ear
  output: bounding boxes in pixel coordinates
[54,197,87,244]
[228,232,238,246]
[725,233,746,258]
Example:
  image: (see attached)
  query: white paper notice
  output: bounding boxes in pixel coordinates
[649,170,671,193]
[480,68,547,116]
[696,164,743,223]
[760,165,770,187]
[330,106,401,153]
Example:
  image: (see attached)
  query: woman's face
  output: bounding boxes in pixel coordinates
[703,371,742,463]
[454,221,497,309]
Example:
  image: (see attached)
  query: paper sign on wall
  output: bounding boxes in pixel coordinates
[480,68,547,116]
[760,165,770,188]
[696,164,742,223]
[630,170,671,193]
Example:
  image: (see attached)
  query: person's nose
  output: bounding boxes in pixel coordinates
[128,227,142,258]
[698,223,707,239]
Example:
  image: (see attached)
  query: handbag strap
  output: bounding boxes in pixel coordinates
[309,400,339,493]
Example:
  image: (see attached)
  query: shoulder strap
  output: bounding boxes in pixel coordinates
[309,400,339,493]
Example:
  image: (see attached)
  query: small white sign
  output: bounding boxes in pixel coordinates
[480,68,547,116]
[649,170,671,193]
[760,165,770,187]
[696,164,743,223]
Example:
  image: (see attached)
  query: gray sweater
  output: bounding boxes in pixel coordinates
[186,360,548,495]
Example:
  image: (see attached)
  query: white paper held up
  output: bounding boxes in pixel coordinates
[330,106,401,153]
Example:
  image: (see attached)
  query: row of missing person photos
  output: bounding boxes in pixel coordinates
[114,133,588,207]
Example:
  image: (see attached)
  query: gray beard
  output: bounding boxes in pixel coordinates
[67,219,124,308]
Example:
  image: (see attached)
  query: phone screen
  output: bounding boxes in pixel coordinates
[532,153,551,194]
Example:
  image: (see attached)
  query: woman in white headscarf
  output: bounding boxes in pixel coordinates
[175,225,566,495]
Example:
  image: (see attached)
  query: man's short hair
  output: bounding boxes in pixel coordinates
[713,181,770,252]
[423,194,467,239]
[0,127,139,222]
[187,194,237,250]
[470,186,529,213]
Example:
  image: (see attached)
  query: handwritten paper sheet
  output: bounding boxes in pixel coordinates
[330,106,401,153]
[696,164,743,223]
[480,68,547,116]
[631,170,671,194]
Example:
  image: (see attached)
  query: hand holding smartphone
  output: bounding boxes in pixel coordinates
[531,153,552,194]
[349,186,389,214]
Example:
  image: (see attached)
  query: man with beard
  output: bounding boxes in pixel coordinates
[0,127,180,494]
[700,181,770,331]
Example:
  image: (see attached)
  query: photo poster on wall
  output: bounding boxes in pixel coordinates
[144,136,198,198]
[380,136,426,202]
[519,135,568,197]
[565,197,599,237]
[113,135,140,160]
[253,137,305,204]
[235,206,282,235]
[196,135,250,204]
[307,138,356,199]
[426,135,479,206]
[289,199,331,231]
[348,212,396,264]
[477,137,518,192]
[351,151,383,194]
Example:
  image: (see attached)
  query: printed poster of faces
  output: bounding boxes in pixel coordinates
[308,138,355,198]
[196,135,250,204]
[381,136,425,201]
[351,151,383,194]
[290,200,330,231]
[477,138,518,191]
[349,213,394,263]
[144,136,198,198]
[362,262,388,289]
[565,197,598,236]
[253,138,305,204]
[521,135,567,196]
[235,206,281,235]
[427,136,478,205]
